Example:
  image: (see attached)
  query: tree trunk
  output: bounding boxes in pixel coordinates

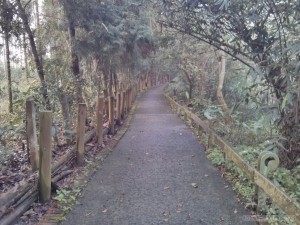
[34,0,43,65]
[109,66,113,96]
[182,70,193,100]
[68,19,83,103]
[16,0,51,110]
[188,81,193,100]
[22,32,30,80]
[4,29,13,113]
[199,72,206,98]
[216,52,231,124]
[58,89,71,130]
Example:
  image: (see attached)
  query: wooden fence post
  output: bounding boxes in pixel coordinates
[121,90,125,119]
[128,88,132,109]
[76,103,86,166]
[184,112,187,121]
[134,84,136,98]
[126,89,130,112]
[108,96,115,135]
[26,99,39,171]
[39,111,52,203]
[116,92,121,124]
[124,90,128,116]
[122,91,126,119]
[96,96,104,145]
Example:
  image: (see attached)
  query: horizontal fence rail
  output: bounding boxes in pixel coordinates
[164,94,300,224]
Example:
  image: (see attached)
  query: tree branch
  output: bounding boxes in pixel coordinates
[159,21,257,71]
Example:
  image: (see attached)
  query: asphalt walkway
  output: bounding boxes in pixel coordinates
[64,86,256,225]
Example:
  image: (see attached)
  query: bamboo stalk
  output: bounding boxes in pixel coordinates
[52,129,95,173]
[0,129,97,224]
[0,192,38,225]
[52,170,73,183]
[0,183,34,218]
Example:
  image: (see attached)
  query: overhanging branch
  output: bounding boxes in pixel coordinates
[159,20,257,71]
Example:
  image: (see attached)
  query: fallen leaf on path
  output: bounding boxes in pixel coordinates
[176,204,182,213]
[187,213,191,220]
[102,208,108,213]
[234,209,238,214]
[164,186,170,190]
[86,143,95,147]
[191,155,195,157]
[191,183,198,188]
[163,218,169,222]
[204,174,209,177]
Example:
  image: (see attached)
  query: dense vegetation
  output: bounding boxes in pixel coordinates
[0,0,299,224]
[0,0,155,158]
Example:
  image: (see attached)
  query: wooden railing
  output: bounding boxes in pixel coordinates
[0,74,169,225]
[0,81,144,225]
[164,94,300,224]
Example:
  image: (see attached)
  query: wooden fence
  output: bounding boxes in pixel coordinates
[164,94,300,225]
[0,76,166,225]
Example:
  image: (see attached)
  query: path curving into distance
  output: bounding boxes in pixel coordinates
[64,86,256,225]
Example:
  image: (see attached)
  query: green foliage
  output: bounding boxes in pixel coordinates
[232,180,254,202]
[207,148,224,166]
[205,144,298,224]
[53,188,81,220]
[271,167,300,202]
[0,146,12,165]
[234,146,261,168]
[160,0,300,166]
[206,147,255,202]
[266,206,297,225]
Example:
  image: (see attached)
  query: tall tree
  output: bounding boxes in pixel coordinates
[0,0,14,113]
[4,25,12,113]
[22,31,29,80]
[59,0,83,103]
[217,51,231,124]
[15,0,51,109]
[160,0,300,167]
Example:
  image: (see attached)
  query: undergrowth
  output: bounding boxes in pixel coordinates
[167,88,300,224]
[206,147,297,225]
[53,188,81,221]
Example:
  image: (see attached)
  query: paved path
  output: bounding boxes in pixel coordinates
[64,86,256,225]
